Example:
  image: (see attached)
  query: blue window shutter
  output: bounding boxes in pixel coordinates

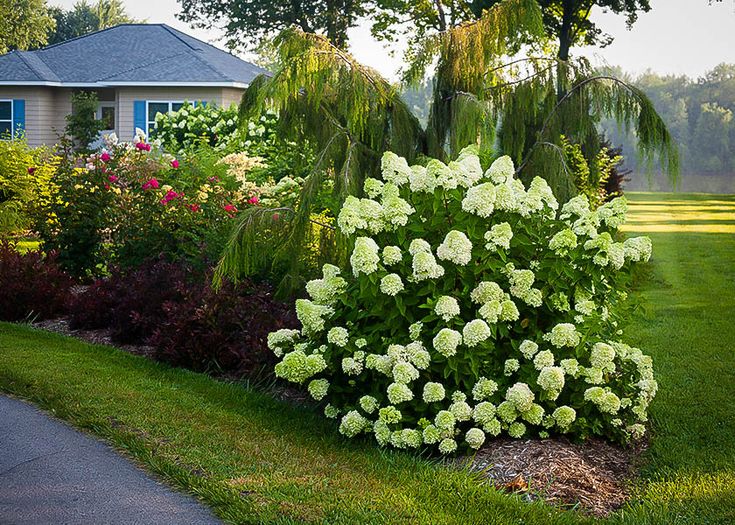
[12,100,25,137]
[133,100,146,137]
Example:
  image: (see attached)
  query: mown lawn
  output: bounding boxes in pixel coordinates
[0,192,733,524]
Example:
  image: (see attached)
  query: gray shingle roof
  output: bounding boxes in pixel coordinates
[0,24,267,86]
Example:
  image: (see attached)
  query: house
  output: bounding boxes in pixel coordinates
[0,24,267,146]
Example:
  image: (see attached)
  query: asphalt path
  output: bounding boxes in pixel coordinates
[0,395,221,525]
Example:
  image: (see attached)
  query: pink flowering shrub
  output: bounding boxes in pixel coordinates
[36,135,264,274]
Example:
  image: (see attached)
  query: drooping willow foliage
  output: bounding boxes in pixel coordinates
[214,27,424,293]
[216,0,678,294]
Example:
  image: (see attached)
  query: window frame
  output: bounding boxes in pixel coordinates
[96,101,117,132]
[0,99,13,140]
[145,100,185,136]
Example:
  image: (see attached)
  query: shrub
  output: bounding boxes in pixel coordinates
[153,105,314,187]
[66,91,104,153]
[36,133,250,275]
[0,139,58,237]
[0,242,74,321]
[268,148,657,454]
[69,258,193,343]
[35,138,114,277]
[561,134,627,208]
[149,279,297,374]
[151,102,240,154]
[69,258,298,376]
[103,142,243,270]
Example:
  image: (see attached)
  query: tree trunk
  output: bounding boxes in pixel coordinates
[556,0,574,100]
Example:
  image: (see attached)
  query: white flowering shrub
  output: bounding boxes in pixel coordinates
[268,147,657,454]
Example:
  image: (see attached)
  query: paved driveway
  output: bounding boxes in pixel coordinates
[0,395,221,525]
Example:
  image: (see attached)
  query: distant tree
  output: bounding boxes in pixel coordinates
[176,0,367,50]
[44,0,138,46]
[0,0,55,53]
[601,64,735,178]
[692,102,732,173]
[95,0,134,28]
[46,4,97,44]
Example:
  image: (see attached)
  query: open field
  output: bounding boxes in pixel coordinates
[0,192,733,524]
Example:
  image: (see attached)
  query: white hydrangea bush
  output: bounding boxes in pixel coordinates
[268,147,656,454]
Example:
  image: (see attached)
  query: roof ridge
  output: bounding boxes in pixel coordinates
[97,50,193,81]
[161,24,234,55]
[186,50,232,80]
[161,25,259,81]
[39,23,167,51]
[159,24,201,51]
[14,50,57,82]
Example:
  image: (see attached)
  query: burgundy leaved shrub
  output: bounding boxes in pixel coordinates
[67,276,119,330]
[69,257,195,343]
[0,241,74,322]
[149,279,298,374]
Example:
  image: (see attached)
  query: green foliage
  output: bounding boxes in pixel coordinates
[217,0,678,292]
[176,0,365,49]
[270,148,656,453]
[371,0,651,61]
[151,102,240,154]
[0,0,55,53]
[0,138,58,237]
[44,0,138,47]
[560,135,623,208]
[104,145,244,270]
[216,27,424,294]
[35,139,112,277]
[65,91,104,153]
[152,104,313,185]
[410,15,678,199]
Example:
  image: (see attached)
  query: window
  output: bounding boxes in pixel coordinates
[146,101,184,136]
[0,101,12,138]
[97,103,116,131]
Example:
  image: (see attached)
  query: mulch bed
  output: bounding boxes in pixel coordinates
[31,317,642,517]
[34,317,157,359]
[461,436,645,516]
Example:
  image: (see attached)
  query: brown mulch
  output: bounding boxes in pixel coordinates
[33,317,156,358]
[461,436,646,516]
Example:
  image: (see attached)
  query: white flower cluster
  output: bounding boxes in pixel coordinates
[270,148,656,454]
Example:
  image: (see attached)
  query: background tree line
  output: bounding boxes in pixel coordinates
[0,0,137,53]
[601,64,735,192]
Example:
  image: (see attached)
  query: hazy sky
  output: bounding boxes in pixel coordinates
[50,0,735,80]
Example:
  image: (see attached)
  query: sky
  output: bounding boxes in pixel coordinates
[50,0,735,81]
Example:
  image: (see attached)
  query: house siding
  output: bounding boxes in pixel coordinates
[221,88,245,108]
[0,87,70,147]
[117,87,234,139]
[0,85,246,146]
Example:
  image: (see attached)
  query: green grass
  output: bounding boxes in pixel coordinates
[1,192,734,524]
[612,192,735,524]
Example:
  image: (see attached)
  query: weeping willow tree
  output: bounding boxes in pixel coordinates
[214,27,425,293]
[406,8,678,202]
[216,0,678,293]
